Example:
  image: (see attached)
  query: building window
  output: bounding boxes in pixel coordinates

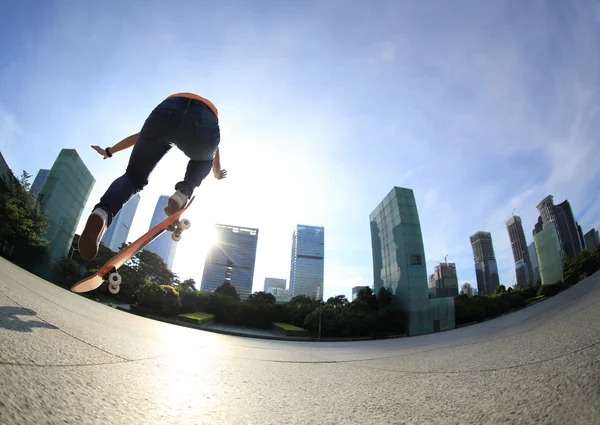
[411,255,422,266]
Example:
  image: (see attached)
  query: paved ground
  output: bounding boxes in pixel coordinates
[0,257,599,425]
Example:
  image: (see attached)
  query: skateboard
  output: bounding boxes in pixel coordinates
[71,197,195,294]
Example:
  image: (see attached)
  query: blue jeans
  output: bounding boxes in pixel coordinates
[96,97,220,224]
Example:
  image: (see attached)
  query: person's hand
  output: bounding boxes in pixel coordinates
[91,145,109,159]
[215,169,227,180]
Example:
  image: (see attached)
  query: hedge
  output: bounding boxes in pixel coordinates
[273,322,309,337]
[177,312,215,326]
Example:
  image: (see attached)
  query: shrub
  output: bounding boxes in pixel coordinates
[177,312,214,326]
[136,281,182,316]
[273,322,309,337]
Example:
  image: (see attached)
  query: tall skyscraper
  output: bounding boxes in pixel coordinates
[289,225,324,299]
[101,194,141,252]
[370,187,455,335]
[428,263,459,298]
[201,224,258,299]
[470,231,500,296]
[146,195,178,269]
[505,215,533,287]
[536,195,582,259]
[527,242,541,285]
[264,277,286,292]
[30,169,49,200]
[533,222,564,285]
[584,229,599,252]
[36,149,95,262]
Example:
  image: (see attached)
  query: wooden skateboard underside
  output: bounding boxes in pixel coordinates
[71,197,195,293]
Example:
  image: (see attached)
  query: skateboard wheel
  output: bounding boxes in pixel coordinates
[108,284,120,295]
[172,232,182,242]
[108,272,122,287]
[179,218,191,230]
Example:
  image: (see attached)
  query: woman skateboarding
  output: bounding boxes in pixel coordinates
[78,92,227,261]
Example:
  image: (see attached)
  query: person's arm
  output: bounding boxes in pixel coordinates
[212,147,227,179]
[91,132,139,159]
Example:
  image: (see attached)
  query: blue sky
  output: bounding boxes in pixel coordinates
[1,0,599,299]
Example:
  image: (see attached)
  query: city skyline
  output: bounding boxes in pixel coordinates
[2,1,599,300]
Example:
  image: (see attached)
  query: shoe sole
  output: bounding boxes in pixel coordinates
[164,198,184,216]
[79,214,104,260]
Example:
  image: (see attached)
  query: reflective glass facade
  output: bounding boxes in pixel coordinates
[146,196,177,269]
[506,216,533,287]
[370,187,455,336]
[534,222,564,285]
[201,224,258,299]
[102,194,140,252]
[289,225,324,299]
[0,151,10,182]
[264,277,286,292]
[470,231,500,295]
[30,169,49,200]
[37,149,95,262]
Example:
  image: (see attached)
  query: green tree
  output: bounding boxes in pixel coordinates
[178,278,197,292]
[214,281,241,301]
[326,294,349,309]
[55,258,84,287]
[247,291,276,305]
[356,287,377,310]
[494,285,507,296]
[128,249,178,285]
[0,171,49,263]
[377,287,393,308]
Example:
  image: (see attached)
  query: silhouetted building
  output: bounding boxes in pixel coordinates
[201,224,258,299]
[0,151,10,183]
[37,149,95,262]
[101,194,140,252]
[506,216,533,287]
[536,196,582,259]
[289,225,324,299]
[370,187,455,335]
[428,262,459,298]
[584,229,599,252]
[460,282,475,297]
[470,231,500,295]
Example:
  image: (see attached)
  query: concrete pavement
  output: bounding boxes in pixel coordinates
[0,257,599,424]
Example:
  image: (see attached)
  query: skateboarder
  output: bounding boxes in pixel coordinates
[78,92,227,261]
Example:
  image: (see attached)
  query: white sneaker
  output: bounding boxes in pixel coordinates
[78,208,108,260]
[165,190,188,216]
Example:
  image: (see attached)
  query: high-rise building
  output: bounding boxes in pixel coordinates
[527,242,541,285]
[264,277,286,292]
[30,169,49,200]
[289,225,324,299]
[352,285,370,301]
[460,282,475,297]
[370,187,455,335]
[533,222,564,285]
[584,229,599,252]
[266,287,292,303]
[201,224,258,299]
[36,149,95,262]
[470,231,500,296]
[145,196,178,269]
[428,262,459,298]
[101,194,141,252]
[505,215,533,287]
[536,195,582,259]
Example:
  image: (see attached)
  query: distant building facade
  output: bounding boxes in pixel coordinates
[266,287,292,303]
[30,169,49,200]
[428,262,459,298]
[533,222,564,285]
[505,216,533,287]
[145,195,177,269]
[584,229,599,252]
[0,151,10,182]
[370,187,455,335]
[470,231,500,296]
[264,277,286,292]
[536,195,582,259]
[527,242,541,285]
[460,282,475,297]
[201,224,259,299]
[101,194,140,252]
[289,225,324,299]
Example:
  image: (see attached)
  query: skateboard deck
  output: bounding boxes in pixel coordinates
[71,196,195,294]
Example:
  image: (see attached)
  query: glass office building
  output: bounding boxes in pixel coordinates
[264,277,286,292]
[370,187,455,336]
[534,222,564,285]
[101,194,140,252]
[146,195,177,269]
[470,231,500,295]
[201,224,259,299]
[30,169,49,200]
[289,225,324,299]
[37,149,95,262]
